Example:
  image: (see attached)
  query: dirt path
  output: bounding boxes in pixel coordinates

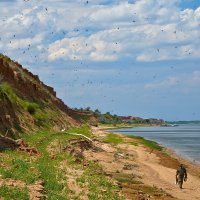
[134,146,200,200]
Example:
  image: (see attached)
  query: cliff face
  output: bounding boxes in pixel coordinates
[0,54,97,137]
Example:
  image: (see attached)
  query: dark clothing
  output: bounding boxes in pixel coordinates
[176,166,187,189]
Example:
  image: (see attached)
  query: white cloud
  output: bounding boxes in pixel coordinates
[89,3,133,23]
[0,0,200,63]
[136,43,200,62]
[191,71,200,83]
[6,33,44,49]
[144,71,200,92]
[48,30,123,61]
[47,1,200,62]
[144,76,180,89]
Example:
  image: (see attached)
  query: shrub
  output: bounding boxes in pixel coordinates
[27,103,39,115]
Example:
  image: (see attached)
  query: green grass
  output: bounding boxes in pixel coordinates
[142,139,163,151]
[26,102,39,115]
[0,128,77,199]
[0,126,124,199]
[128,135,163,151]
[77,161,124,200]
[114,173,143,185]
[36,156,69,199]
[0,185,29,200]
[0,82,39,113]
[104,133,124,145]
[102,132,163,151]
[0,82,18,102]
[0,149,41,185]
[68,125,93,138]
[29,127,123,199]
[0,159,40,184]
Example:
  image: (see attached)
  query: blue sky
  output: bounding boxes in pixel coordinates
[0,0,200,121]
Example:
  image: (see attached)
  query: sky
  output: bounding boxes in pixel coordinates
[0,0,200,121]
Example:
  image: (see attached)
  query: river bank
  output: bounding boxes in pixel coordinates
[91,126,200,200]
[109,124,200,165]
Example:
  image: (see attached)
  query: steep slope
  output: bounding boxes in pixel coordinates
[0,54,96,137]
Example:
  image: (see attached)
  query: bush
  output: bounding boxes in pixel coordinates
[27,103,39,115]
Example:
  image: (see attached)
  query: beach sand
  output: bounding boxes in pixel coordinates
[88,126,200,200]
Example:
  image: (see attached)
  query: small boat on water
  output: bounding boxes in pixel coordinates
[161,124,179,127]
[170,124,179,127]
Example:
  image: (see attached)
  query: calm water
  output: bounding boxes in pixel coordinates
[110,124,200,163]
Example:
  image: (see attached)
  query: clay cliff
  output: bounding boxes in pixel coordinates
[0,54,97,138]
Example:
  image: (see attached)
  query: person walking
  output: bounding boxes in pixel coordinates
[176,164,187,189]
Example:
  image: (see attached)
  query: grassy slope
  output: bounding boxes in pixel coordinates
[0,126,123,200]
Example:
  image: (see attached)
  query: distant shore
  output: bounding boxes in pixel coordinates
[97,123,161,130]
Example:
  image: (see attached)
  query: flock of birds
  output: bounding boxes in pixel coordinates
[0,0,199,111]
[1,0,195,58]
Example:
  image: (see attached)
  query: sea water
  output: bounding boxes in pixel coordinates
[110,124,200,163]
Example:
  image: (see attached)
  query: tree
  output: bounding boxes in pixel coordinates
[105,112,111,116]
[85,107,91,112]
[94,109,101,115]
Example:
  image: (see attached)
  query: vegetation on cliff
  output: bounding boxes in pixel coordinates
[0,54,96,137]
[74,107,165,127]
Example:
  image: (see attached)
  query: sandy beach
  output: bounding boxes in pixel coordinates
[89,127,200,200]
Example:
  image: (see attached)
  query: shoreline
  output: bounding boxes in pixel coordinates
[165,147,200,176]
[109,127,200,169]
[103,125,200,167]
[91,126,200,200]
[167,147,200,166]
